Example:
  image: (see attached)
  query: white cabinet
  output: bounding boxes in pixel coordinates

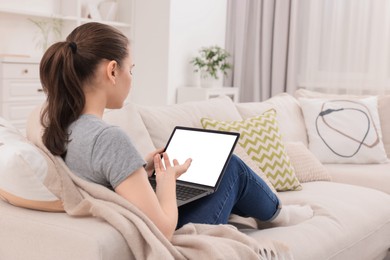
[0,57,45,134]
[177,87,240,103]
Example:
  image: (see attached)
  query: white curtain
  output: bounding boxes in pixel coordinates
[226,0,390,101]
[296,0,390,95]
[225,0,299,102]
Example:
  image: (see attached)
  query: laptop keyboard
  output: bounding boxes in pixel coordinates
[149,178,206,201]
[176,185,205,201]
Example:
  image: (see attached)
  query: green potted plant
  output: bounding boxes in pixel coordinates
[190,45,232,87]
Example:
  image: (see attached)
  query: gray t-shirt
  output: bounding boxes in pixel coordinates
[65,114,146,190]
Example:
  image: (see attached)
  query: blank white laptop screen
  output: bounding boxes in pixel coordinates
[164,127,239,187]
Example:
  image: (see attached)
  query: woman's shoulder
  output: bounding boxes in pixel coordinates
[71,114,112,132]
[81,115,130,143]
[69,114,120,142]
[69,114,135,152]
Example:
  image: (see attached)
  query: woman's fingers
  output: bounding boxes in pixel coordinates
[175,158,192,178]
[153,154,162,172]
[184,158,192,167]
[172,159,179,166]
[162,153,172,168]
[155,153,192,178]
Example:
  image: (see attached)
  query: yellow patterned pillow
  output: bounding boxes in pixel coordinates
[201,109,302,191]
[233,145,278,194]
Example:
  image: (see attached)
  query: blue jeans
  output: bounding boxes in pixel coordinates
[177,154,280,228]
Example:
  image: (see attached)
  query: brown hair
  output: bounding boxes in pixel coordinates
[40,22,129,156]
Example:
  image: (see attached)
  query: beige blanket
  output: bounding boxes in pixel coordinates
[32,134,292,259]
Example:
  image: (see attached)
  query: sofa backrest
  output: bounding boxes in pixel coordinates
[235,93,309,146]
[104,94,309,155]
[136,96,243,149]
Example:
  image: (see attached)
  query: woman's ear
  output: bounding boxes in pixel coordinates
[106,60,117,84]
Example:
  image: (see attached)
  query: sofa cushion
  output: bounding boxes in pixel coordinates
[0,117,63,212]
[244,181,390,260]
[0,199,132,260]
[201,109,302,192]
[295,88,390,159]
[235,93,308,146]
[138,96,243,149]
[284,142,332,183]
[324,163,390,194]
[299,96,388,164]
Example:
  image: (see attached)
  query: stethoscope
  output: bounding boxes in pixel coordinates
[315,100,380,158]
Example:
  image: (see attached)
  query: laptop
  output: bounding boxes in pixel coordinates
[149,126,240,207]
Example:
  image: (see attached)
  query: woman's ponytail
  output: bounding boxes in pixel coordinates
[40,41,85,156]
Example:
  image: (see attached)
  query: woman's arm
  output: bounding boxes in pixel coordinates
[115,153,191,241]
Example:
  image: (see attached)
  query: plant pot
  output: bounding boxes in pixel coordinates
[200,70,223,88]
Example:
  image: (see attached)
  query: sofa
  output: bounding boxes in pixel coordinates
[0,89,389,259]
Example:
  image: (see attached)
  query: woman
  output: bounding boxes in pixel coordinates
[40,22,312,241]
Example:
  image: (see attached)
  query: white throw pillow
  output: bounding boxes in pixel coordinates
[299,97,388,164]
[0,117,25,142]
[295,88,390,159]
[0,117,64,212]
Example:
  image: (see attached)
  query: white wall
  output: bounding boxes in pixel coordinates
[131,0,171,106]
[131,0,227,105]
[168,0,227,104]
[0,13,40,57]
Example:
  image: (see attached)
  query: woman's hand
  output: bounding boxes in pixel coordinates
[144,147,164,176]
[154,153,192,195]
[154,153,192,178]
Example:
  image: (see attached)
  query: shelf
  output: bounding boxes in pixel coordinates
[0,7,131,28]
[0,7,78,21]
[79,17,131,28]
[0,56,41,63]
